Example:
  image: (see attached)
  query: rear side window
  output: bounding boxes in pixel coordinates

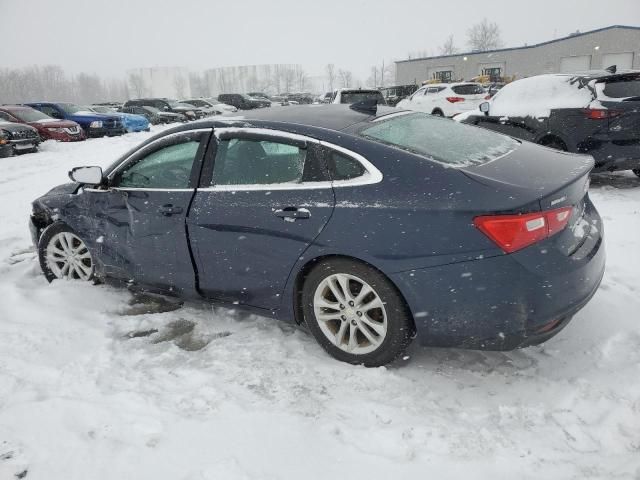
[361,112,518,167]
[212,138,307,185]
[601,79,640,99]
[452,84,485,95]
[328,151,365,180]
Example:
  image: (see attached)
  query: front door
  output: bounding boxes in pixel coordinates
[187,130,335,310]
[87,129,210,293]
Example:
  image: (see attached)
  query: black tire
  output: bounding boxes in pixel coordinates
[632,169,640,178]
[301,258,414,367]
[539,137,567,151]
[432,109,444,117]
[38,222,94,283]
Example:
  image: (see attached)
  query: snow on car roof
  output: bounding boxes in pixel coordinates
[489,74,595,118]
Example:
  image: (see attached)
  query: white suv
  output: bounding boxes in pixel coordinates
[396,82,486,117]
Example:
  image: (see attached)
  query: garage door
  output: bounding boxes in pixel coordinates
[560,55,591,73]
[602,52,634,70]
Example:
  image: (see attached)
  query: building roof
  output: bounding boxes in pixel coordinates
[396,25,640,64]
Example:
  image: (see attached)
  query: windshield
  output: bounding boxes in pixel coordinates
[601,78,640,99]
[361,112,518,166]
[59,103,84,114]
[340,91,385,105]
[167,100,183,108]
[11,108,51,122]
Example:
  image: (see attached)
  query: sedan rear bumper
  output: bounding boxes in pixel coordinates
[391,225,605,350]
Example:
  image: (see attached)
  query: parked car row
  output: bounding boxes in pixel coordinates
[0,96,237,158]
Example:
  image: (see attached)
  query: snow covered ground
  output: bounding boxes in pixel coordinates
[0,128,639,480]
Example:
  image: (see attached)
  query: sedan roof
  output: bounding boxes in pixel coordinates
[215,104,401,131]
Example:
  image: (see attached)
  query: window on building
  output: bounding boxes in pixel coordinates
[482,68,502,81]
[433,71,453,82]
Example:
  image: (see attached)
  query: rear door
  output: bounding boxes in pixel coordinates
[187,128,335,310]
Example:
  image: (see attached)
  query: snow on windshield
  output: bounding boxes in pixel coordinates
[489,75,595,117]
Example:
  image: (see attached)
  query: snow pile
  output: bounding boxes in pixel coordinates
[489,74,595,117]
[1,132,640,479]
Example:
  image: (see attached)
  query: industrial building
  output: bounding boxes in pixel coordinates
[395,25,640,85]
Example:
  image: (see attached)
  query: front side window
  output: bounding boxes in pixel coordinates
[361,112,518,167]
[114,136,201,188]
[212,138,307,186]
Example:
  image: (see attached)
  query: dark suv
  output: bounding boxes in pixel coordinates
[217,93,270,110]
[123,98,200,120]
[461,70,640,175]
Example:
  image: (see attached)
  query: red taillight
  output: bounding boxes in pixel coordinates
[446,96,465,103]
[583,108,621,120]
[484,95,491,100]
[474,206,573,253]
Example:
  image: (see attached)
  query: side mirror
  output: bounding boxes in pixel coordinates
[479,102,490,115]
[69,166,103,184]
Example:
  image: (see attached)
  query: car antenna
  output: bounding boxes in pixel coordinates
[350,99,378,114]
[605,64,617,74]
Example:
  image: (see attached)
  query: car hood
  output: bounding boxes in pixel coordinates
[30,119,79,128]
[68,112,119,121]
[45,182,81,196]
[171,106,194,113]
[0,121,38,133]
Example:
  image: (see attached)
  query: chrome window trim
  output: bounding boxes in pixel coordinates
[106,128,212,181]
[199,127,383,192]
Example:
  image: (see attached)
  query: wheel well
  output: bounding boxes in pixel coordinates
[292,254,416,334]
[537,134,567,150]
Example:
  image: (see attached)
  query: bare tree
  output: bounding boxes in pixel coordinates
[173,75,187,99]
[282,67,295,93]
[440,35,458,55]
[338,69,352,88]
[467,19,503,51]
[325,64,336,92]
[367,66,379,88]
[294,66,307,92]
[128,73,147,97]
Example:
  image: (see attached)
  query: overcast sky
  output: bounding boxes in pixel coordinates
[3,0,639,80]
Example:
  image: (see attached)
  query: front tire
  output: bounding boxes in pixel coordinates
[632,169,640,178]
[38,223,94,283]
[301,258,414,366]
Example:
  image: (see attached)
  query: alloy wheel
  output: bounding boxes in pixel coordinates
[45,231,93,280]
[313,273,388,355]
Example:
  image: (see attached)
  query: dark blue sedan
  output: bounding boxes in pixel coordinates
[29,105,605,366]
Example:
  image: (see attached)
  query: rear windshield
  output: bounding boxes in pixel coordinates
[360,112,518,167]
[602,79,640,99]
[340,91,385,105]
[452,84,485,95]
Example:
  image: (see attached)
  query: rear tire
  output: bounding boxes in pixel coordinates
[301,258,414,367]
[432,109,444,117]
[632,169,640,178]
[38,223,94,283]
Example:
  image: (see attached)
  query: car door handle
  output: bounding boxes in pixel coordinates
[158,204,184,216]
[274,207,310,220]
